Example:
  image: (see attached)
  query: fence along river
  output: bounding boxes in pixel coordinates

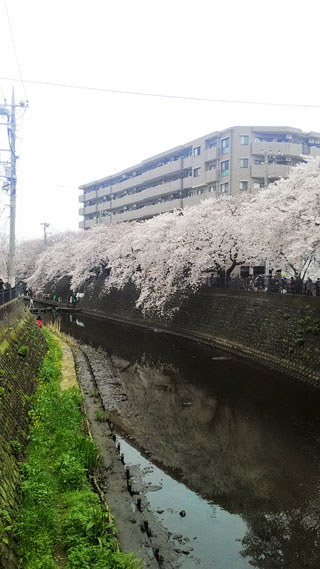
[58,311,320,569]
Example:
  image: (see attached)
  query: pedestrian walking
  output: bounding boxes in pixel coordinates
[36,315,43,328]
[306,278,312,296]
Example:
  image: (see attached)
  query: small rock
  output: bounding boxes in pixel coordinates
[179,510,186,517]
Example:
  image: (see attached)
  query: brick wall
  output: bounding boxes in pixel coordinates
[0,299,46,569]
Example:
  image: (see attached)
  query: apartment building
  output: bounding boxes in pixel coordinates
[79,126,320,229]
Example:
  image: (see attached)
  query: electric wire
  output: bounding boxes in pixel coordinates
[3,1,28,101]
[0,75,320,110]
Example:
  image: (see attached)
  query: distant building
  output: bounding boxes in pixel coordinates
[79,126,320,229]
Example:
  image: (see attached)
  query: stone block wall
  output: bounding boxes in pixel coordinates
[81,285,320,384]
[0,299,47,569]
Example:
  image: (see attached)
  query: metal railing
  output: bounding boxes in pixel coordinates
[0,285,23,307]
[203,276,320,296]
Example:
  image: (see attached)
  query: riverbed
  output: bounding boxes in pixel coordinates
[57,312,320,569]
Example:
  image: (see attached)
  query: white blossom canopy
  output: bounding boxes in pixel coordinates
[25,158,320,313]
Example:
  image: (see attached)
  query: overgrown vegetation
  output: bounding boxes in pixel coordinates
[15,329,142,569]
[95,409,109,423]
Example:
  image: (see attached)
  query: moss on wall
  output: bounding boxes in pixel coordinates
[0,299,47,569]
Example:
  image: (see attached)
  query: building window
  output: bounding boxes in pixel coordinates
[240,135,249,145]
[221,182,229,194]
[189,191,194,197]
[209,185,216,192]
[221,137,229,154]
[197,188,204,195]
[194,146,201,156]
[206,137,217,148]
[193,168,200,177]
[254,159,263,165]
[209,161,216,170]
[253,182,264,189]
[240,158,248,168]
[240,181,248,191]
[221,160,229,177]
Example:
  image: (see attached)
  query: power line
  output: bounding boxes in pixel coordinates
[3,1,28,101]
[19,179,78,189]
[0,75,320,110]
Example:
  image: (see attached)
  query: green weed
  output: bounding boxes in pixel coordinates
[9,440,22,455]
[14,329,141,569]
[95,409,108,423]
[17,345,29,358]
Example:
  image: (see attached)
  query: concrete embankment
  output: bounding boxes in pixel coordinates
[0,299,46,569]
[77,284,320,385]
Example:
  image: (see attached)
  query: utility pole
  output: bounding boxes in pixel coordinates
[0,89,28,288]
[40,222,50,244]
[9,89,16,287]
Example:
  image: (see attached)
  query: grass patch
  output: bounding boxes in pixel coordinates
[95,409,109,423]
[15,329,141,569]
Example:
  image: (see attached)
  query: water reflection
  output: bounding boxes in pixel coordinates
[59,313,320,569]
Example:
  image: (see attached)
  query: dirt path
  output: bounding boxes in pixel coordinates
[60,340,77,390]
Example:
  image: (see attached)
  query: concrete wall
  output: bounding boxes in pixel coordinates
[81,285,320,385]
[0,300,46,569]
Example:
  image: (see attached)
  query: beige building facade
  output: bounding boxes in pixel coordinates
[79,126,320,229]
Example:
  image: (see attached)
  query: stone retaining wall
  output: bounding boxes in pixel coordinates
[0,299,46,569]
[81,285,320,384]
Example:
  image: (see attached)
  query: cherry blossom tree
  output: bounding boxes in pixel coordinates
[25,157,320,313]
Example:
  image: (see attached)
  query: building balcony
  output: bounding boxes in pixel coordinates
[83,203,98,215]
[97,201,111,213]
[251,164,290,179]
[79,220,85,229]
[204,146,219,161]
[111,180,183,210]
[83,189,98,202]
[109,159,184,196]
[112,198,182,223]
[97,186,111,199]
[251,142,302,158]
[204,169,219,183]
[183,168,218,189]
[79,207,85,216]
[82,218,98,229]
[309,146,320,157]
[79,194,85,203]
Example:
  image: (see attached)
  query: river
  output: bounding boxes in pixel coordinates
[57,312,320,569]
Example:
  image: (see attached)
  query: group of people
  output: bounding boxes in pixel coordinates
[206,273,320,296]
[27,289,80,308]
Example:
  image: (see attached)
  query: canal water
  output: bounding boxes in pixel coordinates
[58,312,320,569]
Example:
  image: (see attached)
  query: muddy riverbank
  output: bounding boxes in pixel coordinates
[74,344,179,569]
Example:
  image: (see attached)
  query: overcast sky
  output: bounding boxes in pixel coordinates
[0,0,320,240]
